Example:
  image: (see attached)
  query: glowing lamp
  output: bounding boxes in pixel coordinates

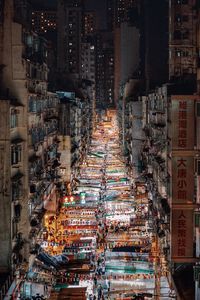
[64,196,69,203]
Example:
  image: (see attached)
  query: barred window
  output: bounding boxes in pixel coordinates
[12,181,23,201]
[10,109,19,128]
[11,145,22,165]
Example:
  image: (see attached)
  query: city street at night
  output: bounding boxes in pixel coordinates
[30,110,171,300]
[0,1,200,300]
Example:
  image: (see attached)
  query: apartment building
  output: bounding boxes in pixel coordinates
[0,0,60,279]
[141,84,200,299]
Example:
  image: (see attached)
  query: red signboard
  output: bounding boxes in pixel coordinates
[171,97,195,150]
[171,209,194,259]
[172,156,194,203]
[170,96,197,262]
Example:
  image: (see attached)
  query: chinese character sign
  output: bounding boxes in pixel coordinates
[171,98,195,149]
[171,209,194,259]
[172,156,194,203]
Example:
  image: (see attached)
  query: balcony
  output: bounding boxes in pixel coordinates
[30,175,51,191]
[29,96,59,113]
[30,209,45,227]
[43,110,59,121]
[29,122,58,146]
[29,96,43,113]
[151,156,166,175]
[44,145,58,165]
[12,216,20,224]
[30,197,44,216]
[27,80,47,95]
[154,155,165,165]
[150,113,166,128]
[29,127,45,145]
[12,232,24,253]
[29,160,44,181]
[46,122,58,135]
[22,33,48,64]
[151,121,166,128]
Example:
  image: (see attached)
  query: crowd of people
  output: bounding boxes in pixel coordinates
[33,113,157,300]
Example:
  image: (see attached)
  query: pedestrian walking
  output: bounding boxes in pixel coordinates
[94,276,97,286]
[102,263,105,274]
[44,283,48,294]
[97,284,103,300]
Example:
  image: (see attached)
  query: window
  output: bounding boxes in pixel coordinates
[182,30,189,39]
[175,14,181,22]
[182,15,189,22]
[182,50,189,57]
[10,109,19,128]
[175,49,181,57]
[174,30,181,40]
[11,145,22,165]
[183,67,190,74]
[12,219,17,239]
[196,159,200,176]
[12,181,22,201]
[176,0,188,4]
[174,67,181,75]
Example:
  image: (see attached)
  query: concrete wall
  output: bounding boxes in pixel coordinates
[128,100,144,178]
[4,1,30,261]
[0,100,11,271]
[58,135,71,184]
[114,23,140,102]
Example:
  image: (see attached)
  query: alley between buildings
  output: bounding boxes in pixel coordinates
[11,110,171,300]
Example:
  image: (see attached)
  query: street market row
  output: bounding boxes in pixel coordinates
[11,110,171,300]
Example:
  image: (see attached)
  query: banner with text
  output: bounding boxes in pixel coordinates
[171,209,194,260]
[172,156,194,204]
[171,97,195,150]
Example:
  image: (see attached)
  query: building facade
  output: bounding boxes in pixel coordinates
[95,31,114,107]
[81,39,96,102]
[114,22,140,103]
[31,10,57,36]
[169,0,198,90]
[0,100,12,273]
[139,0,169,92]
[84,11,96,36]
[0,0,60,280]
[141,84,200,299]
[56,91,93,193]
[57,0,83,77]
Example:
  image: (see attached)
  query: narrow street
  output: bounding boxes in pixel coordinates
[0,1,199,299]
[35,110,171,300]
